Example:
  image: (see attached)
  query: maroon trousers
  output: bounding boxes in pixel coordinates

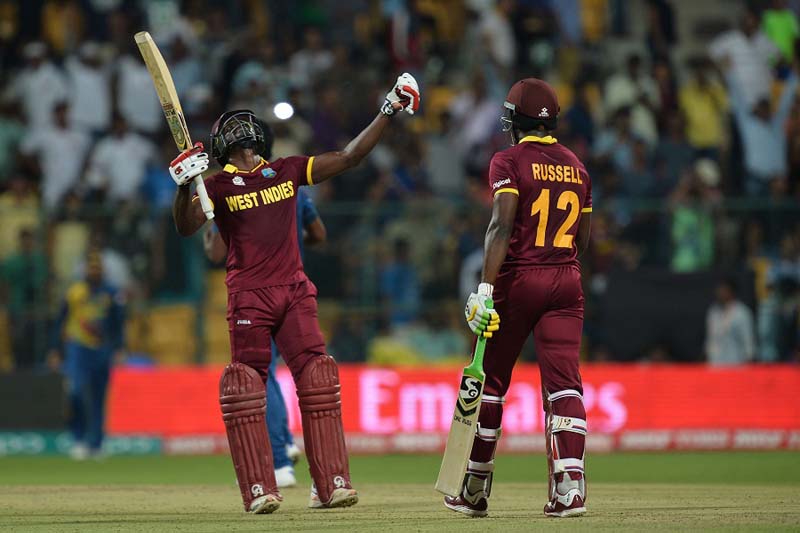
[470,265,586,468]
[227,278,326,382]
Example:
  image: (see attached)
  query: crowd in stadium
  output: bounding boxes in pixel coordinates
[0,0,798,368]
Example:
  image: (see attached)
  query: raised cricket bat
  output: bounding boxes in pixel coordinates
[134,31,214,220]
[435,305,491,496]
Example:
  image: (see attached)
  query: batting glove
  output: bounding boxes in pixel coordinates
[169,142,209,187]
[380,72,420,116]
[465,283,500,338]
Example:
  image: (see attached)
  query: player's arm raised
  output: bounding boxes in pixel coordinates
[310,73,419,184]
[171,142,210,236]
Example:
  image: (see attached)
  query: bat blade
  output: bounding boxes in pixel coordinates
[134,31,213,220]
[435,337,487,496]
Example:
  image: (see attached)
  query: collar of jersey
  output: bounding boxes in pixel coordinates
[518,135,558,145]
[223,160,267,175]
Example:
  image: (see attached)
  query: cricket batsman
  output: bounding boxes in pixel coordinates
[446,78,591,518]
[203,118,326,488]
[169,74,420,514]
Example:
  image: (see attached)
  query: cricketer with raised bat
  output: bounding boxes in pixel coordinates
[169,74,419,514]
[449,78,591,518]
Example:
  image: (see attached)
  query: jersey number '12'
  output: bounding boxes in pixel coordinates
[530,188,580,248]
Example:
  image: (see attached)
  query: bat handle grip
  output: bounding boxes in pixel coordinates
[194,176,215,220]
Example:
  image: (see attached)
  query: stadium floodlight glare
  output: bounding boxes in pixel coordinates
[273,102,294,120]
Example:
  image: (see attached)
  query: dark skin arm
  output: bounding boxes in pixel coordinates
[173,185,207,237]
[305,217,327,245]
[481,192,518,285]
[575,213,592,258]
[311,110,397,184]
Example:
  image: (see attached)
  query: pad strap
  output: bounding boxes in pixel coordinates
[550,415,587,435]
[548,389,583,402]
[476,424,501,442]
[553,457,585,473]
[466,460,494,474]
[482,394,505,405]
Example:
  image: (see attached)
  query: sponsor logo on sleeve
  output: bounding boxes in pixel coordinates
[492,178,511,190]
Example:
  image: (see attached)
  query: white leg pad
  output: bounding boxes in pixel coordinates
[466,460,494,474]
[547,389,582,402]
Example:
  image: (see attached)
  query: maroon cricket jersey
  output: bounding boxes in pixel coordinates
[488,135,592,268]
[195,156,314,292]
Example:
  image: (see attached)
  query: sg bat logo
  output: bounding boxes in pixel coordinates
[457,376,483,416]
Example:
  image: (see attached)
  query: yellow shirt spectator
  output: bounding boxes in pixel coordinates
[679,79,728,150]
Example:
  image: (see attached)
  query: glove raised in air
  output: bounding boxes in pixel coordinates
[169,141,209,187]
[465,283,500,338]
[381,72,421,116]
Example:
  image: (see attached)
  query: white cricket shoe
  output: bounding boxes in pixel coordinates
[544,472,586,518]
[286,443,302,465]
[249,493,281,514]
[308,484,359,509]
[69,443,89,461]
[275,465,297,488]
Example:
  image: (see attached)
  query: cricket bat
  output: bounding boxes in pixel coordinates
[134,31,214,220]
[435,304,491,496]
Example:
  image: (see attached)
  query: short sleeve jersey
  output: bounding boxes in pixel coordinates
[196,155,315,292]
[488,136,592,268]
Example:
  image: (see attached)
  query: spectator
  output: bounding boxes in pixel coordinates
[49,250,125,459]
[379,239,420,329]
[0,100,26,185]
[289,27,334,89]
[669,168,716,272]
[85,113,156,204]
[710,9,778,107]
[594,106,641,176]
[603,53,660,146]
[476,0,516,80]
[115,48,163,134]
[66,41,111,135]
[679,57,728,159]
[762,0,799,63]
[705,279,756,365]
[0,176,40,259]
[10,42,68,130]
[20,101,91,210]
[1,229,47,369]
[564,81,596,147]
[653,115,693,195]
[167,36,203,114]
[725,62,798,195]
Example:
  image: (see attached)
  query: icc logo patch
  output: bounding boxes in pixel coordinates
[457,376,483,416]
[262,168,277,179]
[232,176,245,186]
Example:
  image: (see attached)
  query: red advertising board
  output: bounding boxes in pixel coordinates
[107,364,800,453]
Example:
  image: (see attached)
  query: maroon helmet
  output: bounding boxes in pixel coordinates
[501,78,560,144]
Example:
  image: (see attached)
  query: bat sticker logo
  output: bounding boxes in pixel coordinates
[457,376,483,416]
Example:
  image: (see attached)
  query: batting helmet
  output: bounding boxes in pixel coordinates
[501,78,559,143]
[210,110,273,166]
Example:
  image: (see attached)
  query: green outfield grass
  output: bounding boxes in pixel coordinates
[1,452,799,532]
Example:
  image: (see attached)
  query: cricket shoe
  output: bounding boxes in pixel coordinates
[275,465,297,488]
[286,443,302,465]
[249,493,281,514]
[308,483,359,509]
[544,472,586,518]
[443,474,491,518]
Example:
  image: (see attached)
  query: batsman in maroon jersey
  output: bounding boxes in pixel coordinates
[169,74,420,514]
[445,78,591,519]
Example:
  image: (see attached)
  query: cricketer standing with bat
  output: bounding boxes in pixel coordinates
[169,76,420,514]
[447,78,591,518]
